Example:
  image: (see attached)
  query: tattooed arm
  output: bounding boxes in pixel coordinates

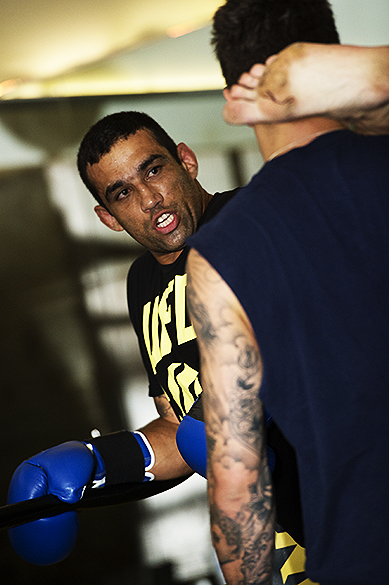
[223,43,389,134]
[186,249,275,585]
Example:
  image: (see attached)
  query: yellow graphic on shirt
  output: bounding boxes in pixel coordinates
[167,363,202,413]
[175,274,196,344]
[143,279,174,372]
[275,530,317,585]
[142,274,200,413]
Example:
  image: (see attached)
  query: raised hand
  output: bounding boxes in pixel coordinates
[223,42,389,133]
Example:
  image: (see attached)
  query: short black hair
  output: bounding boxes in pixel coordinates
[212,0,340,88]
[77,111,180,205]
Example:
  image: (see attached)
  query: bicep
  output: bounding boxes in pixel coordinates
[186,249,267,479]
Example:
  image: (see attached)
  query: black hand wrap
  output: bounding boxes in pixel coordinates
[89,431,145,485]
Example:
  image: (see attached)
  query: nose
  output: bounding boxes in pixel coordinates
[139,185,163,212]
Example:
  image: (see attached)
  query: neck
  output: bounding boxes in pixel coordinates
[254,117,344,162]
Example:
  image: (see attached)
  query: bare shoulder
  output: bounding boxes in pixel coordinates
[186,248,245,326]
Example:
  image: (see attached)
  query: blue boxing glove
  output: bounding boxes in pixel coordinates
[177,395,276,478]
[7,441,104,565]
[7,431,152,565]
[177,413,207,478]
[176,396,208,478]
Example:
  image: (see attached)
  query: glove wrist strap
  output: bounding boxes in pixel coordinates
[132,431,155,481]
[89,431,145,485]
[84,443,106,489]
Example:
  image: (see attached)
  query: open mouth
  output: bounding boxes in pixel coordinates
[154,211,179,234]
[156,212,174,229]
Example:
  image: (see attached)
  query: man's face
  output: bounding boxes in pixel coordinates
[88,129,208,264]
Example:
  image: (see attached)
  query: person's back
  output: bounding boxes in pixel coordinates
[190,128,389,583]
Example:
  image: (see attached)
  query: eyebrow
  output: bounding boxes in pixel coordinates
[104,154,166,202]
[105,179,125,202]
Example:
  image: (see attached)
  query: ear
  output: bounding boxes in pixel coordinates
[94,206,124,232]
[176,142,198,179]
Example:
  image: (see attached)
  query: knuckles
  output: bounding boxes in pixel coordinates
[8,441,94,505]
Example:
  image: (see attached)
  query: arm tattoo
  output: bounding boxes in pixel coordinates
[186,250,274,585]
[186,270,218,346]
[232,341,263,453]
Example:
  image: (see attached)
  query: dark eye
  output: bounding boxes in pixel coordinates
[148,165,161,178]
[116,188,130,201]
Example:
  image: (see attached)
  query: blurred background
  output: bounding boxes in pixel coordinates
[0,1,387,583]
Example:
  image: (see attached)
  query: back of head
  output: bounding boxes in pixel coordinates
[77,111,179,205]
[212,0,340,87]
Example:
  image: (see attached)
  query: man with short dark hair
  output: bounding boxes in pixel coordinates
[187,1,389,584]
[7,111,239,565]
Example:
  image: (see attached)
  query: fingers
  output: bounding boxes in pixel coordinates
[265,55,278,66]
[238,65,266,88]
[228,65,266,96]
[222,57,295,125]
[223,86,261,126]
[226,83,257,102]
[223,103,253,126]
[250,63,267,78]
[223,66,265,106]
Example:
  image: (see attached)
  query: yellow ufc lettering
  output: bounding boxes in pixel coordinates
[167,363,202,415]
[143,301,158,374]
[159,280,174,357]
[143,281,174,373]
[175,274,196,345]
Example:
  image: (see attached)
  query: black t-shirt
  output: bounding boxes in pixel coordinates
[127,190,238,421]
[127,187,304,545]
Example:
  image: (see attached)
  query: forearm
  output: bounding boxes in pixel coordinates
[325,45,389,120]
[204,373,275,584]
[260,43,389,117]
[207,429,275,585]
[338,46,389,133]
[224,43,389,133]
[310,44,389,133]
[138,417,192,480]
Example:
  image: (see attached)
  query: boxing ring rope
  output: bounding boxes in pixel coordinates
[0,476,189,530]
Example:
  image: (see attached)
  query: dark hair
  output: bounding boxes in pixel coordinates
[212,0,340,87]
[77,111,180,204]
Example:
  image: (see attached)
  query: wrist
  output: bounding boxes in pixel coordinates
[88,431,147,485]
[83,443,106,488]
[132,431,155,481]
